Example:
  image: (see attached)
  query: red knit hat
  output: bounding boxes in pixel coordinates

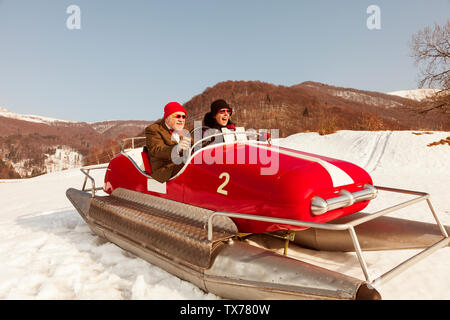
[164,102,187,119]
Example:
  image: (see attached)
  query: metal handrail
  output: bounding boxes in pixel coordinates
[80,164,108,198]
[207,185,449,287]
[120,136,146,152]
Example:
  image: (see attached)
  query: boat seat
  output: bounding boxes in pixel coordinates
[142,146,152,175]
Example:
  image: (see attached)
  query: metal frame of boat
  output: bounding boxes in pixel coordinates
[75,162,449,298]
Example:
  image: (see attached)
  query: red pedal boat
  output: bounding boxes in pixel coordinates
[67,128,450,300]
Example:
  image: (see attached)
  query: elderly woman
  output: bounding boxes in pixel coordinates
[202,99,270,143]
[199,99,237,147]
[203,99,236,131]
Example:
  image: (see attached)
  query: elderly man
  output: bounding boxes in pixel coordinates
[145,102,191,183]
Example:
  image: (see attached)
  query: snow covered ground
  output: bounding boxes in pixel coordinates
[0,130,449,300]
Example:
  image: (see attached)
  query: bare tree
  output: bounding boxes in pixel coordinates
[410,20,449,113]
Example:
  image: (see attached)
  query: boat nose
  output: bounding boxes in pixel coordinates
[66,188,92,220]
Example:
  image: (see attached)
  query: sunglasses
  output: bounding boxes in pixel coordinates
[173,114,187,119]
[218,108,232,115]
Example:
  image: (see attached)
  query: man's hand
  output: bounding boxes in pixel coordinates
[177,137,191,153]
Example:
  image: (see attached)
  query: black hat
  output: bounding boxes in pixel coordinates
[210,99,232,115]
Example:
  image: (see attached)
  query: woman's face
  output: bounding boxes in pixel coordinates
[214,108,232,126]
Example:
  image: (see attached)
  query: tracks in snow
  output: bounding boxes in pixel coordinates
[362,131,392,173]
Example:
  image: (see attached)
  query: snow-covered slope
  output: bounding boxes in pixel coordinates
[388,89,438,101]
[0,131,449,299]
[0,107,74,125]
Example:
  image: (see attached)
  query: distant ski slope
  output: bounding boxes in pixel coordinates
[0,107,74,125]
[388,89,438,101]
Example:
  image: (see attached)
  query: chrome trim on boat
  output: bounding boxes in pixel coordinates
[311,184,378,216]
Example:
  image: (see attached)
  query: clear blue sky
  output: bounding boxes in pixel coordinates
[0,0,448,122]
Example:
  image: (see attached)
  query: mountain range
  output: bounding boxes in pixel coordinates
[183,81,449,137]
[0,108,151,178]
[1,81,448,179]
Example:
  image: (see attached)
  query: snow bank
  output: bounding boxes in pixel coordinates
[0,168,216,300]
[0,130,449,300]
[388,89,439,101]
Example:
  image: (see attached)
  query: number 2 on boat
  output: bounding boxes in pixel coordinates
[217,172,230,195]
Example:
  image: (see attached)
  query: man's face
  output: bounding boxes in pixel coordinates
[165,112,186,131]
[214,108,231,127]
